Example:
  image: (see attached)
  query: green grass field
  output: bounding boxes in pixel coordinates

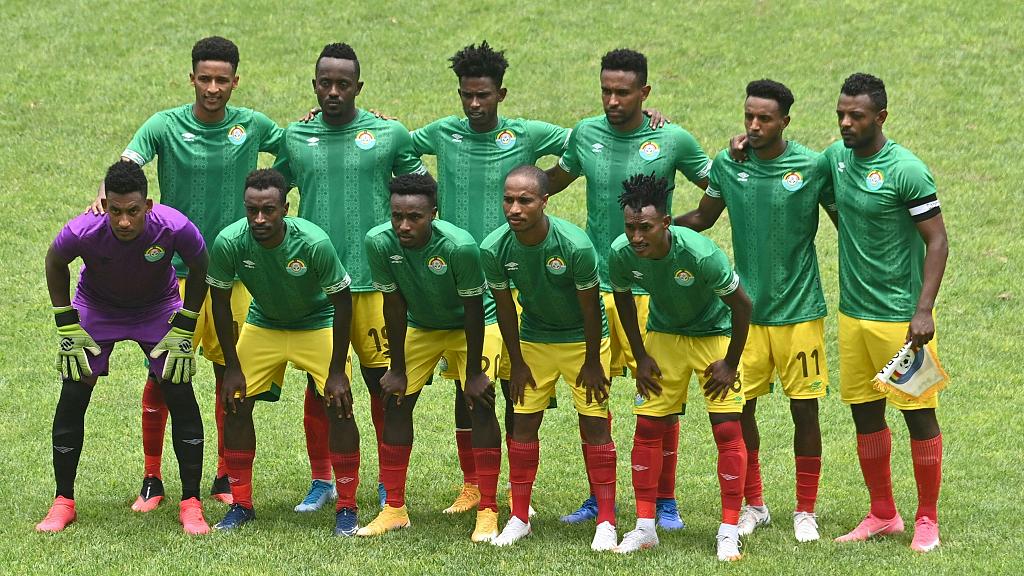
[2,0,1022,573]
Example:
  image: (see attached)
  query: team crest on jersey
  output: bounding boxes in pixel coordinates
[355,130,377,150]
[638,140,660,160]
[227,124,247,146]
[781,171,805,191]
[674,269,695,286]
[286,258,308,276]
[546,256,567,275]
[426,256,448,275]
[144,245,166,262]
[495,129,517,150]
[865,169,885,191]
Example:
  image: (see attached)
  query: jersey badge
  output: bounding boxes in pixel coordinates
[674,269,695,286]
[286,258,308,276]
[181,132,197,143]
[865,169,885,191]
[546,256,567,275]
[591,143,605,154]
[736,172,749,183]
[227,124,247,146]
[306,137,320,147]
[426,256,448,275]
[144,245,166,262]
[389,254,405,264]
[495,129,517,150]
[355,130,377,150]
[638,140,661,161]
[781,171,805,191]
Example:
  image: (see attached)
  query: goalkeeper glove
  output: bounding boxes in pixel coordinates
[54,306,100,381]
[149,308,200,384]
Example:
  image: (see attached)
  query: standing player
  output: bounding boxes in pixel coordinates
[545,48,711,527]
[483,166,618,552]
[826,74,948,552]
[273,43,428,511]
[359,173,502,541]
[677,79,837,542]
[207,169,360,536]
[38,161,210,535]
[608,173,752,560]
[90,36,284,509]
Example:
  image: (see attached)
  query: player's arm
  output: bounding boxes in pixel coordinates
[575,285,610,405]
[379,290,410,402]
[179,250,209,312]
[704,286,752,401]
[210,285,245,411]
[45,243,100,381]
[545,163,579,196]
[492,287,534,405]
[461,294,492,409]
[613,290,662,398]
[817,152,839,229]
[324,287,355,418]
[675,193,726,231]
[908,213,948,349]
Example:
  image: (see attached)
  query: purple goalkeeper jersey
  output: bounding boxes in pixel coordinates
[52,203,206,311]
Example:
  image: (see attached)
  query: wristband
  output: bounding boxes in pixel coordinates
[169,308,200,332]
[53,305,81,328]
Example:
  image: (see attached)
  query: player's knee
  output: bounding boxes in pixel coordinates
[902,407,940,440]
[579,415,612,444]
[790,398,819,427]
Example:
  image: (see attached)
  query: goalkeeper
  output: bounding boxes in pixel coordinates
[37,161,210,535]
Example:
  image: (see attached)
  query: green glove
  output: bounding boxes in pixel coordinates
[149,308,199,384]
[53,306,100,381]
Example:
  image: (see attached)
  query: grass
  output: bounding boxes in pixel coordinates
[2,0,1022,573]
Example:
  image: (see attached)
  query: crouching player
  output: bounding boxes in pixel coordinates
[208,169,360,536]
[608,173,752,561]
[359,173,502,541]
[38,161,210,534]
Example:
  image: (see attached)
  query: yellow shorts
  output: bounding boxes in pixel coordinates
[494,289,522,381]
[516,338,611,417]
[839,312,939,409]
[743,319,829,400]
[633,331,744,416]
[405,324,501,395]
[235,323,352,401]
[351,292,389,369]
[604,292,650,377]
[180,278,251,366]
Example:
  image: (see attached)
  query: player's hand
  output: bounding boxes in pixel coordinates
[299,107,320,123]
[221,365,247,414]
[323,372,354,419]
[368,108,399,121]
[728,134,749,162]
[906,309,936,350]
[149,309,199,384]
[53,307,100,381]
[577,358,610,406]
[635,355,663,399]
[643,108,671,129]
[86,196,105,215]
[509,361,537,407]
[463,371,495,410]
[379,368,408,406]
[703,359,739,401]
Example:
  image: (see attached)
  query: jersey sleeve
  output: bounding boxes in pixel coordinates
[452,242,487,297]
[390,122,428,176]
[814,153,837,214]
[50,223,82,264]
[409,119,439,157]
[256,112,286,156]
[205,233,236,290]
[705,151,729,199]
[607,247,633,293]
[174,219,207,263]
[122,113,164,166]
[481,244,509,291]
[271,129,295,187]
[311,238,351,294]
[571,241,601,291]
[701,246,740,297]
[673,129,713,184]
[364,233,397,293]
[556,122,584,176]
[898,161,941,222]
[526,121,572,158]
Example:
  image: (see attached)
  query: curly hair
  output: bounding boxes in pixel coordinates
[244,168,288,203]
[317,43,360,77]
[388,173,437,205]
[104,160,148,198]
[841,72,887,111]
[746,78,795,115]
[449,41,509,85]
[192,36,239,71]
[618,172,670,215]
[601,48,647,85]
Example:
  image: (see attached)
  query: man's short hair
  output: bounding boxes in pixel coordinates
[601,48,648,86]
[841,72,887,111]
[192,36,239,72]
[388,173,437,206]
[506,164,549,197]
[105,161,148,198]
[746,79,795,115]
[245,168,288,203]
[317,43,360,77]
[449,41,509,86]
[618,172,670,215]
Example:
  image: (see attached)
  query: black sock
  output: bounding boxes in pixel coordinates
[161,380,204,501]
[52,379,94,500]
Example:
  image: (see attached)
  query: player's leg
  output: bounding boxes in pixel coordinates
[135,374,168,511]
[903,407,942,552]
[155,374,208,535]
[736,324,773,535]
[446,380,480,514]
[351,292,390,507]
[295,374,335,513]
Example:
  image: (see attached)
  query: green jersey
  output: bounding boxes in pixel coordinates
[824,140,941,322]
[273,110,427,292]
[608,226,738,337]
[481,216,608,344]
[365,219,496,330]
[411,116,570,242]
[207,217,350,330]
[123,104,284,276]
[558,115,713,291]
[707,142,835,325]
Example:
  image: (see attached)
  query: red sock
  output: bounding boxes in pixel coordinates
[911,434,942,521]
[585,442,617,525]
[140,376,167,479]
[632,418,666,519]
[330,451,360,510]
[712,420,747,525]
[474,447,501,512]
[225,449,256,509]
[304,387,332,480]
[657,421,679,499]
[745,449,764,506]
[508,440,539,522]
[455,429,477,485]
[857,429,897,519]
[369,395,385,482]
[380,443,412,508]
[795,456,822,513]
[214,376,227,477]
